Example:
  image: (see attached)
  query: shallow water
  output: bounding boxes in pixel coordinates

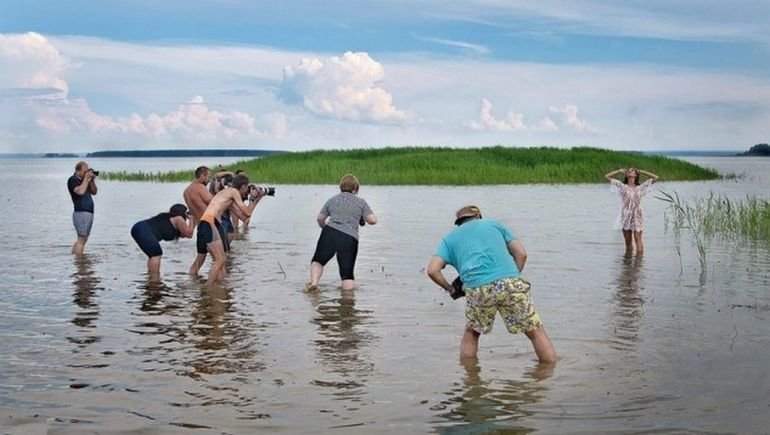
[1,156,769,433]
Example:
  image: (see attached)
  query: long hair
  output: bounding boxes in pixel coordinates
[623,168,641,186]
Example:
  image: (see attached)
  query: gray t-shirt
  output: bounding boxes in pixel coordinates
[321,192,373,240]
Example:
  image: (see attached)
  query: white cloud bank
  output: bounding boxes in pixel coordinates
[0,32,69,99]
[2,32,770,152]
[467,99,594,133]
[36,96,287,141]
[280,51,408,123]
[0,32,287,146]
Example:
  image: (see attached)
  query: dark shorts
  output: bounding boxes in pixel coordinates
[311,226,359,280]
[221,214,234,234]
[196,220,225,254]
[131,221,162,257]
[219,215,232,251]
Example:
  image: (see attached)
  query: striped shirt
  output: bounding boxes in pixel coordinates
[321,192,373,240]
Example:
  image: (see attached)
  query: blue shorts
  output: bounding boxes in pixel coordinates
[131,221,162,257]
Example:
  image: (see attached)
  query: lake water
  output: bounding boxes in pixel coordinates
[1,156,768,433]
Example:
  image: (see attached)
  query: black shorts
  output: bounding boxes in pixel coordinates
[196,220,227,254]
[311,226,359,280]
[131,221,162,257]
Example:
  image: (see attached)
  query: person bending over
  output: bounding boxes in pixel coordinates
[195,174,263,285]
[306,174,377,291]
[131,204,194,279]
[427,205,556,364]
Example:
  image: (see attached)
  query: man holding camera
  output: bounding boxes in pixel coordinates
[67,161,98,255]
[194,174,264,285]
[426,205,556,364]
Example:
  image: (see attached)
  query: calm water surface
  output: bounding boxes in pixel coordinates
[1,157,769,433]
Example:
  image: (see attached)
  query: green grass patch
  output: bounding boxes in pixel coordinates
[102,146,720,185]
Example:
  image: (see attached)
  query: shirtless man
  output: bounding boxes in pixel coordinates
[195,173,263,285]
[183,166,213,275]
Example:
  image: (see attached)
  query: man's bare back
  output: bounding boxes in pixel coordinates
[183,181,213,224]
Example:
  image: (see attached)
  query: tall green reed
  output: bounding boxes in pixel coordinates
[657,190,770,272]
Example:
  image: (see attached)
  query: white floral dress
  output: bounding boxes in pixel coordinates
[610,179,654,231]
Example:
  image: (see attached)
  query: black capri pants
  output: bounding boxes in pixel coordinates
[311,226,359,280]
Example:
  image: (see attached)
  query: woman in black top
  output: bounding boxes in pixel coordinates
[131,204,194,277]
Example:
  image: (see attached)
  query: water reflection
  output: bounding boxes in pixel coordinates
[68,255,102,348]
[434,361,552,433]
[186,284,266,377]
[308,289,377,401]
[609,254,645,351]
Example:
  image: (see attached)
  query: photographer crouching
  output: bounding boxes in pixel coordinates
[67,161,98,255]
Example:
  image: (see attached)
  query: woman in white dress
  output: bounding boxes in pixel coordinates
[604,167,659,255]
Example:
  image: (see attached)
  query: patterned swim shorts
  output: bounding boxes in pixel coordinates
[465,277,542,335]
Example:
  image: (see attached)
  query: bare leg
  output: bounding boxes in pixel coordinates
[147,256,162,279]
[206,240,226,286]
[189,253,206,276]
[72,236,88,256]
[341,279,356,290]
[306,261,324,291]
[460,326,481,361]
[634,231,644,255]
[622,230,633,254]
[524,326,557,363]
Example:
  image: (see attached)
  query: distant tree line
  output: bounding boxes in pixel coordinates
[739,143,770,156]
[44,153,79,158]
[86,149,286,158]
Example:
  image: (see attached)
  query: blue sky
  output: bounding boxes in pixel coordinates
[1,0,768,153]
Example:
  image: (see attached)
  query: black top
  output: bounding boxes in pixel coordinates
[67,175,94,213]
[145,213,179,241]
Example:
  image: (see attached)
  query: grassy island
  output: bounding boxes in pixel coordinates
[103,146,720,185]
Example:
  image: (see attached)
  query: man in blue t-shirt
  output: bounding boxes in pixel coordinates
[67,161,98,255]
[427,205,556,363]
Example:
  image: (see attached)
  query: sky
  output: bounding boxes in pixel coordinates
[1,0,769,153]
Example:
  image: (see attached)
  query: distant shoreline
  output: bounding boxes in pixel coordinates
[0,148,750,159]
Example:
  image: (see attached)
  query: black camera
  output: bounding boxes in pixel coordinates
[88,169,100,176]
[249,184,276,196]
[220,174,234,188]
[449,276,465,300]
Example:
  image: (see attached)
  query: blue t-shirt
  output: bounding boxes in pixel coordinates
[68,175,94,213]
[434,219,519,288]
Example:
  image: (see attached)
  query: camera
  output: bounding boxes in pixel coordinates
[88,169,100,176]
[249,184,276,197]
[219,174,234,188]
[449,276,465,300]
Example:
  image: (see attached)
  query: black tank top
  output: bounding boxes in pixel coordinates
[146,213,179,241]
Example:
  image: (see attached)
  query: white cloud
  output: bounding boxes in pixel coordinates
[35,95,286,141]
[0,32,69,99]
[467,98,526,131]
[280,51,408,123]
[549,104,598,133]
